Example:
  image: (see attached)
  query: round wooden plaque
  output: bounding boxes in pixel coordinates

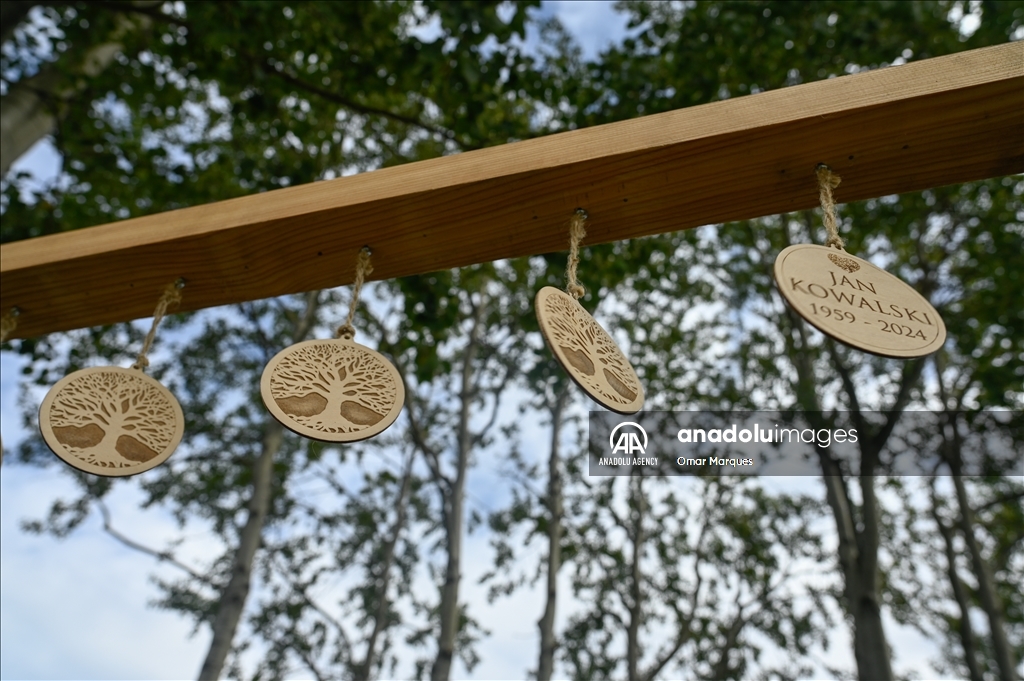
[39,366,184,477]
[535,286,644,414]
[261,338,405,442]
[774,244,946,358]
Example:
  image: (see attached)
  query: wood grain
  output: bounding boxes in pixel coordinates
[2,42,1021,340]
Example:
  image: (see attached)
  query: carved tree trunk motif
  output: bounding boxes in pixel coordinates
[40,366,183,475]
[536,287,643,413]
[262,338,403,442]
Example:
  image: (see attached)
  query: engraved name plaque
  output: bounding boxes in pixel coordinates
[774,244,946,358]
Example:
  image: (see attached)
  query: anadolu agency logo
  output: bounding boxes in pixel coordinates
[597,422,658,467]
[610,421,648,454]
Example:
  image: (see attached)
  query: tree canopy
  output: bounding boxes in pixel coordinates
[1,2,1021,680]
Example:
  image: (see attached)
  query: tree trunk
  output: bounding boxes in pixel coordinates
[430,300,485,681]
[197,292,319,681]
[815,457,894,681]
[935,360,1019,681]
[197,420,282,681]
[1,2,157,177]
[785,299,895,681]
[626,476,645,681]
[931,488,985,681]
[849,456,894,681]
[951,469,1019,681]
[430,424,468,680]
[1,71,58,177]
[352,453,414,681]
[709,606,746,680]
[537,387,569,681]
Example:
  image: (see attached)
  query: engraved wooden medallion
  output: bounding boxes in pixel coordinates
[535,286,644,414]
[261,338,404,442]
[39,366,184,476]
[774,244,946,358]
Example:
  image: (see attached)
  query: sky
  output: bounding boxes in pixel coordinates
[0,2,982,680]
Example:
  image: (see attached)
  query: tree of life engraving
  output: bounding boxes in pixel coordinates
[268,341,400,437]
[540,288,643,411]
[45,369,180,471]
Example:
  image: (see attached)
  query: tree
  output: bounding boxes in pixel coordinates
[543,3,1022,678]
[3,1,1023,679]
[0,1,160,176]
[552,473,827,681]
[4,2,545,678]
[2,1,543,238]
[381,265,529,680]
[534,380,572,681]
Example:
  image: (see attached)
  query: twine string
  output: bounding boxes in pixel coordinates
[0,307,19,344]
[816,164,845,251]
[566,209,588,299]
[132,280,184,371]
[337,247,373,340]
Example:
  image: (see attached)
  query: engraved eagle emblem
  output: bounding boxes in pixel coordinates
[827,252,860,273]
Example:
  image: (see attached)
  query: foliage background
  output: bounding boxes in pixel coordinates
[1,1,1021,680]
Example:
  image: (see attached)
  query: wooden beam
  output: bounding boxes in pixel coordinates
[2,42,1022,340]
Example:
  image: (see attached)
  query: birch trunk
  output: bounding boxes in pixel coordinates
[814,451,895,681]
[935,357,1019,681]
[352,454,414,681]
[197,292,319,681]
[537,387,568,681]
[626,476,645,681]
[784,292,896,681]
[1,71,58,177]
[430,301,485,681]
[951,469,1019,681]
[931,488,985,681]
[1,3,156,176]
[850,469,894,681]
[197,420,281,681]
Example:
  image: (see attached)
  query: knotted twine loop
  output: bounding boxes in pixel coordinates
[0,307,19,344]
[132,280,184,371]
[336,247,373,341]
[566,208,588,299]
[816,164,845,251]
